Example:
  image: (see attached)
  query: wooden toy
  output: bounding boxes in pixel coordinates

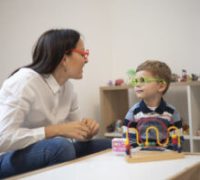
[125,122,184,163]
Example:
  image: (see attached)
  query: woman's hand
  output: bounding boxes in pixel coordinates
[45,121,91,140]
[81,118,99,139]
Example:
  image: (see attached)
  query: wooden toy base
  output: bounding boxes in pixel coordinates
[126,150,184,163]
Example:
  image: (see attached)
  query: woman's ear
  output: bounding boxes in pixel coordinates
[61,54,68,64]
[60,55,68,72]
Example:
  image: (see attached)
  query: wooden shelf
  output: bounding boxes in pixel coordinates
[104,132,123,138]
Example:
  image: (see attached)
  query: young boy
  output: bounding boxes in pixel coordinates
[123,60,182,149]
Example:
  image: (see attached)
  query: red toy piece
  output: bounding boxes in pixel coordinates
[115,79,124,86]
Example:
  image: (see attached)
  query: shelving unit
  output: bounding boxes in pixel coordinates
[99,85,129,136]
[99,82,200,152]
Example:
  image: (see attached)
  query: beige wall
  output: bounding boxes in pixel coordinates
[111,0,200,79]
[0,0,200,124]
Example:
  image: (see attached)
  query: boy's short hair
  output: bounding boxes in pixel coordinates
[136,60,172,94]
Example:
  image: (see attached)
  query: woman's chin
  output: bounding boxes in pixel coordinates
[74,74,83,79]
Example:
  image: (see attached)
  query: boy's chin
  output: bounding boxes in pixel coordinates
[136,94,144,99]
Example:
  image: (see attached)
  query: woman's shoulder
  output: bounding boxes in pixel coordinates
[14,68,40,80]
[1,68,42,92]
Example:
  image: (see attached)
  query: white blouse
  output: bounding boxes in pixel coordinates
[0,68,81,154]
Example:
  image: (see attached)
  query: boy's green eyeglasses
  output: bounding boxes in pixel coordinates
[130,77,166,86]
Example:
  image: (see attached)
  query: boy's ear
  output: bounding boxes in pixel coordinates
[158,82,167,93]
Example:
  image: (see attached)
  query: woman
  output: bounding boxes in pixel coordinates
[0,29,111,178]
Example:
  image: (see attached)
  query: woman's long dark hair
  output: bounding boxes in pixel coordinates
[11,29,80,75]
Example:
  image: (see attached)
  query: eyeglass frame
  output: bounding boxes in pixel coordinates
[65,49,89,61]
[130,77,166,86]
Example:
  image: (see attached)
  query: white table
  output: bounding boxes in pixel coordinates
[8,150,200,180]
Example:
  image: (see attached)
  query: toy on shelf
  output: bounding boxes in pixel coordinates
[180,69,188,82]
[115,119,123,133]
[107,119,123,133]
[178,69,199,82]
[195,129,200,136]
[107,79,126,86]
[107,80,113,86]
[115,79,124,86]
[126,68,199,83]
[127,69,136,85]
[105,119,123,138]
[182,120,189,135]
[127,69,136,79]
[191,73,199,81]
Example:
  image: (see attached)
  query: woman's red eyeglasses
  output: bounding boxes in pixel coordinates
[71,49,89,60]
